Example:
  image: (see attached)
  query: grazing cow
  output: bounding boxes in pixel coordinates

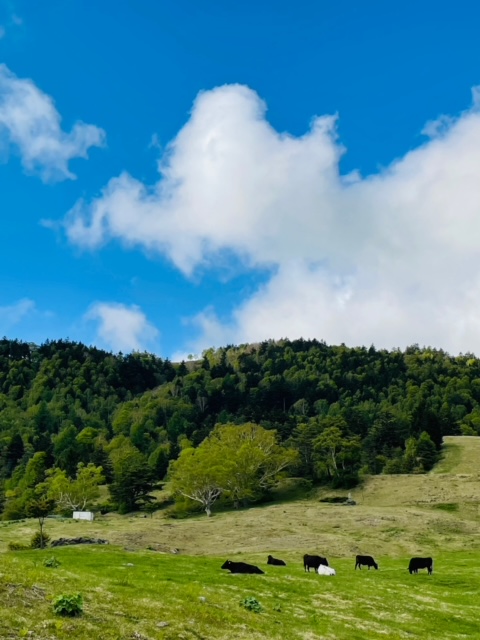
[267,555,286,566]
[355,555,378,570]
[303,554,329,572]
[317,564,336,576]
[221,560,264,574]
[408,557,433,575]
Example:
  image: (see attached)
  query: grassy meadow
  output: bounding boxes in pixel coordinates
[0,436,479,639]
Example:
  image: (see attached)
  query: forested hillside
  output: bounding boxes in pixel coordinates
[0,337,479,517]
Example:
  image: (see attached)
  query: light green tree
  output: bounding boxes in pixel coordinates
[169,422,298,515]
[402,437,418,473]
[45,463,104,512]
[169,445,229,516]
[209,423,299,506]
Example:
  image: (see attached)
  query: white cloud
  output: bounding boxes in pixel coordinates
[85,302,159,353]
[149,132,161,150]
[0,298,35,329]
[0,64,105,181]
[65,83,480,355]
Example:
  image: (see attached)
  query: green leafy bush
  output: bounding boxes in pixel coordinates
[43,556,61,568]
[240,596,262,613]
[7,541,30,551]
[52,593,83,617]
[30,531,51,549]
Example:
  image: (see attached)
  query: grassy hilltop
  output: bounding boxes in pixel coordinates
[0,436,479,639]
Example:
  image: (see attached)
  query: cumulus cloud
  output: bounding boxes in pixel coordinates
[65,83,480,354]
[85,302,159,353]
[0,64,105,181]
[0,298,35,329]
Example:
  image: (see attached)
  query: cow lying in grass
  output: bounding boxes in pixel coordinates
[267,555,286,566]
[317,564,336,576]
[221,560,264,574]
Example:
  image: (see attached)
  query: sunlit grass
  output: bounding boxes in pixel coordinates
[1,547,480,639]
[433,435,480,474]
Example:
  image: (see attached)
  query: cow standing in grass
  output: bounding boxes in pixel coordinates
[303,554,328,572]
[408,557,433,575]
[355,555,378,570]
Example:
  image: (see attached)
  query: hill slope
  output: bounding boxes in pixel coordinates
[1,437,478,559]
[2,337,480,520]
[432,435,480,474]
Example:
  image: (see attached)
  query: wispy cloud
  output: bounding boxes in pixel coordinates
[64,83,480,355]
[85,302,159,354]
[0,7,23,40]
[0,64,105,182]
[0,298,35,329]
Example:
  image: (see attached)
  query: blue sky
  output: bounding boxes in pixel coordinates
[2,0,480,358]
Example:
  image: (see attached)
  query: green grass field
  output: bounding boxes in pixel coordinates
[1,436,479,639]
[1,547,479,640]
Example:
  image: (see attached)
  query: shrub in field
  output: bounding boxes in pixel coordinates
[7,541,30,551]
[30,531,51,549]
[43,556,61,568]
[240,597,262,613]
[52,593,83,617]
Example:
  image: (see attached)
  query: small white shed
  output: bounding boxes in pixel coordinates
[73,511,95,521]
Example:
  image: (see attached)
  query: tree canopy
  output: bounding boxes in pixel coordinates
[170,423,298,514]
[0,336,478,517]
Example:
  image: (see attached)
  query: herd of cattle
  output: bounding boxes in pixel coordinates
[221,554,434,576]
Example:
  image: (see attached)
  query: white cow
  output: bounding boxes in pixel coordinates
[317,564,336,576]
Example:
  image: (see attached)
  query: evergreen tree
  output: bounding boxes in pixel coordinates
[109,444,155,513]
[416,431,438,471]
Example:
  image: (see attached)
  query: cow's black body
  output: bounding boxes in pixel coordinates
[408,557,433,575]
[221,560,264,574]
[355,555,378,570]
[303,554,328,572]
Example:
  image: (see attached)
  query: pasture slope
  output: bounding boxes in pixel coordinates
[0,436,478,640]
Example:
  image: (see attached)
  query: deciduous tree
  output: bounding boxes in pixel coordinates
[45,462,104,513]
[169,445,228,516]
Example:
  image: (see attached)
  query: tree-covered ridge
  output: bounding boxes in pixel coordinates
[0,337,478,516]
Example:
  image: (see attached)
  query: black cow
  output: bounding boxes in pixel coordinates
[303,554,328,572]
[221,560,264,574]
[355,555,378,570]
[408,557,433,575]
[267,555,286,566]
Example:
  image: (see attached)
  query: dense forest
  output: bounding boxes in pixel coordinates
[0,337,478,517]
